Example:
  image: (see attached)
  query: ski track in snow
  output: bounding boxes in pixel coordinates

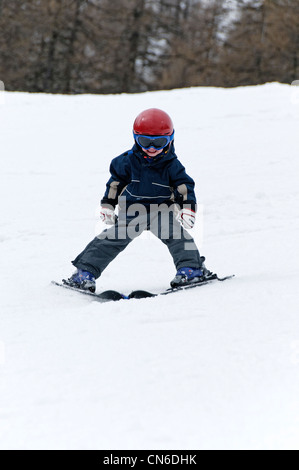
[0,84,299,449]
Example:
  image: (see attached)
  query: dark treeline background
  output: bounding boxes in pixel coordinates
[0,0,298,94]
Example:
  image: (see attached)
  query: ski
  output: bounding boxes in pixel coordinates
[129,274,235,299]
[51,281,125,302]
[52,274,234,303]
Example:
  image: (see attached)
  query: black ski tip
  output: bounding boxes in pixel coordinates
[216,274,235,281]
[98,290,124,301]
[129,290,156,299]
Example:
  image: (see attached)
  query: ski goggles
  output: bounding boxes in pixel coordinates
[134,131,174,150]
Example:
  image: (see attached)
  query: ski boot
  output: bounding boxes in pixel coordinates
[170,257,215,288]
[63,269,96,293]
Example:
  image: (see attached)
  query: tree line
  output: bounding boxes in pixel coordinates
[0,0,298,94]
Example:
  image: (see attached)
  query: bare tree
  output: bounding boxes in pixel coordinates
[1,0,297,93]
[0,0,228,93]
[219,0,299,86]
[153,0,226,89]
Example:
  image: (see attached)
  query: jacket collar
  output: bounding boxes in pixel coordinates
[132,142,176,166]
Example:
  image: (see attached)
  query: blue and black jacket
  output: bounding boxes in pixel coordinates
[101,143,197,211]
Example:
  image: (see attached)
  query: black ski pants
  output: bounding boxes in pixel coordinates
[72,208,202,279]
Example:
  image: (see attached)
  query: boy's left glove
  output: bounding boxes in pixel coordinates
[100,206,116,225]
[177,208,196,229]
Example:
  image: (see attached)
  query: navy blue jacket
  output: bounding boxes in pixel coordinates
[101,143,197,211]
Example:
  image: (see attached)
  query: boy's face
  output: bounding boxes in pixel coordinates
[142,147,164,158]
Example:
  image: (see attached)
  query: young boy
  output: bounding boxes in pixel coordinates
[64,108,213,293]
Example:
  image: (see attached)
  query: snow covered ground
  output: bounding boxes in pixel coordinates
[1,83,299,450]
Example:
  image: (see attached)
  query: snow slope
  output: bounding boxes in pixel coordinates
[0,83,299,450]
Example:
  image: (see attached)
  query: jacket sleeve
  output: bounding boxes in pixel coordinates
[169,159,197,212]
[101,155,131,208]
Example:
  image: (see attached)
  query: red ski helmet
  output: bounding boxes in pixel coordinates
[133,108,174,136]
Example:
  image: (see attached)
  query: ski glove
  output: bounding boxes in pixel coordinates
[100,206,116,225]
[177,208,196,230]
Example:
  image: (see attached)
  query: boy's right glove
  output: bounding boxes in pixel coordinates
[100,206,116,225]
[177,207,196,229]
